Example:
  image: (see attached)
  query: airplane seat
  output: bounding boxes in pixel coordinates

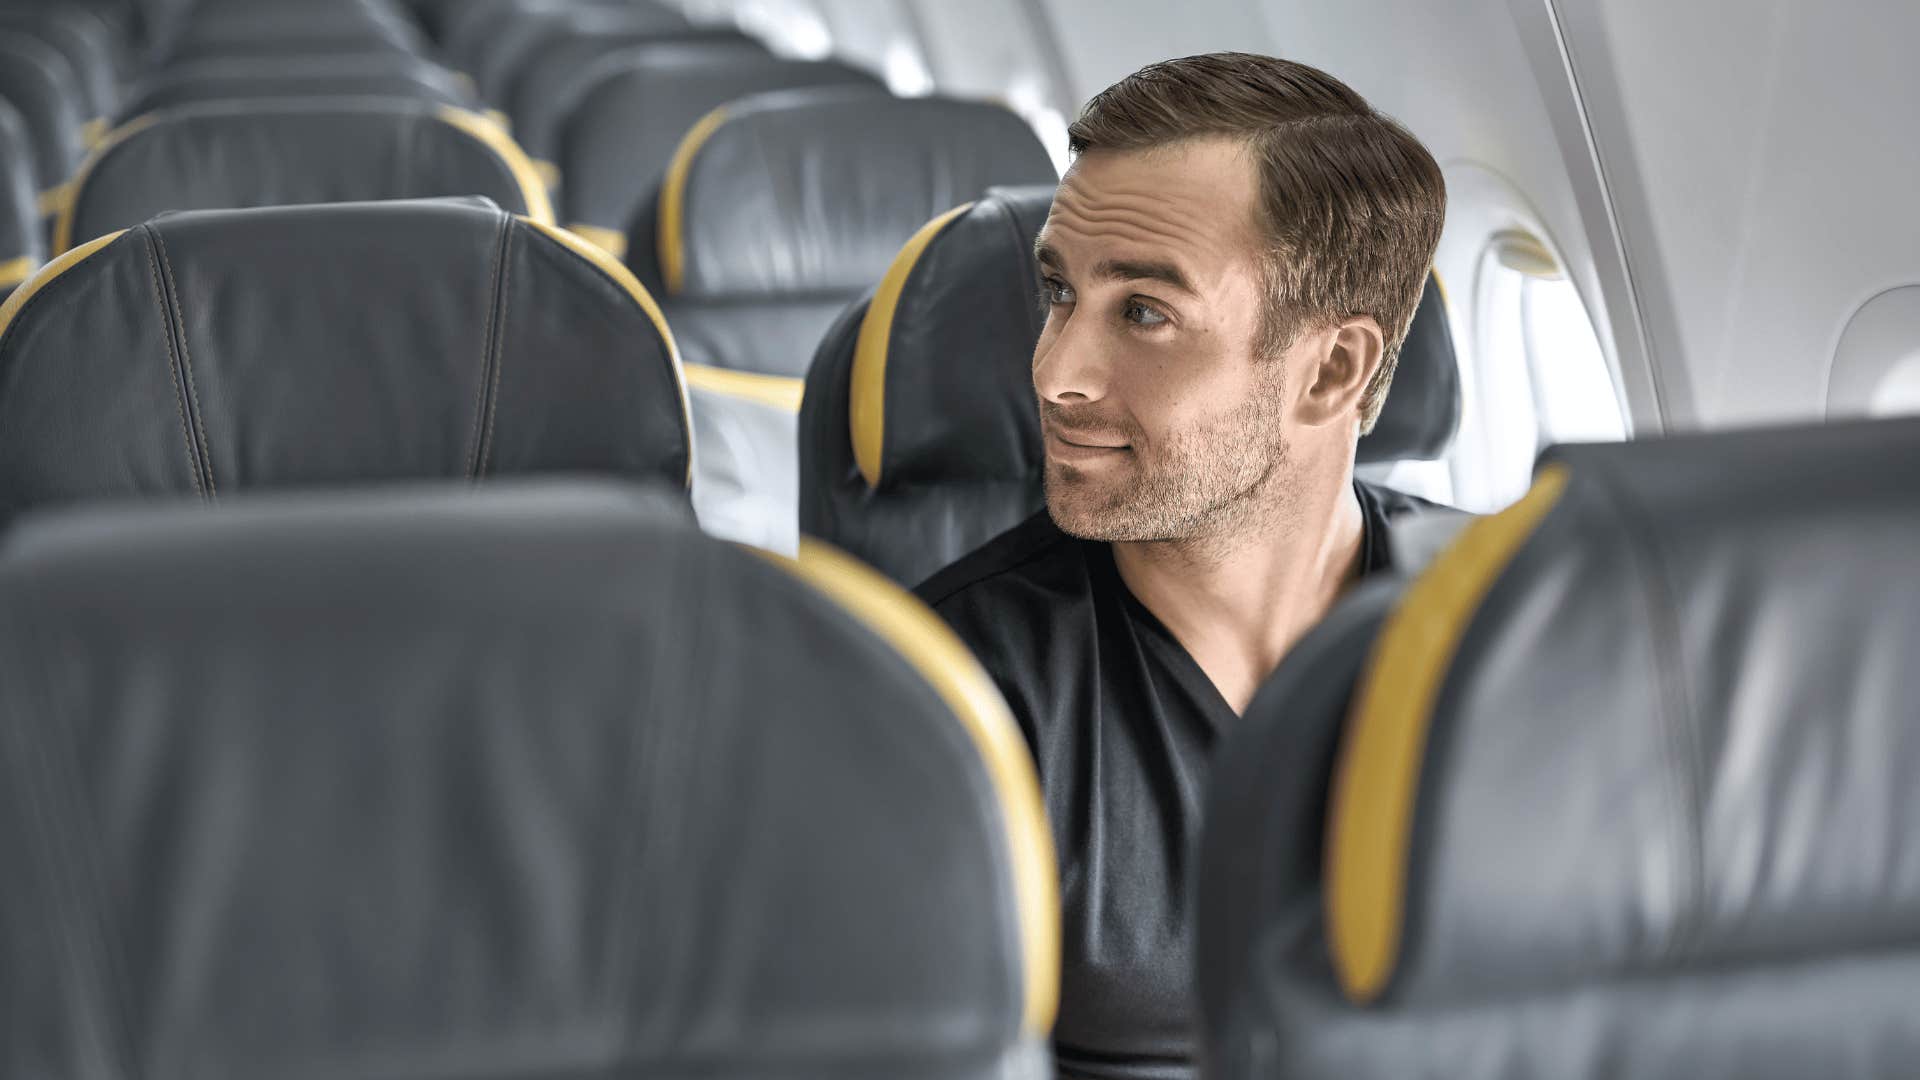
[152,1,430,64]
[54,98,553,254]
[505,32,769,178]
[557,53,879,254]
[628,90,1056,553]
[0,29,89,226]
[0,481,1058,1080]
[440,0,685,77]
[0,8,121,140]
[118,54,480,120]
[465,1,699,105]
[798,192,1463,586]
[0,100,42,299]
[0,197,689,523]
[1198,416,1920,1080]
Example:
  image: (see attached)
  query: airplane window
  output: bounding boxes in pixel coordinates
[1450,231,1626,511]
[1870,354,1920,417]
[733,0,834,60]
[883,39,936,96]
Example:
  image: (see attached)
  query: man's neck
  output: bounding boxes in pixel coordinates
[1111,475,1365,715]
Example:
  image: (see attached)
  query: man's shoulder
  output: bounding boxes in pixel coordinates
[1358,477,1448,520]
[914,510,1086,613]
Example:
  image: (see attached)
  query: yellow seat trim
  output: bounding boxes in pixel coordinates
[778,538,1060,1035]
[656,107,729,296]
[1429,266,1451,312]
[1326,464,1570,1003]
[483,108,512,133]
[0,254,35,291]
[683,363,804,413]
[532,158,561,191]
[0,230,127,338]
[850,202,973,489]
[522,217,694,489]
[51,112,162,254]
[81,116,109,149]
[436,107,555,225]
[565,223,627,260]
[36,182,71,220]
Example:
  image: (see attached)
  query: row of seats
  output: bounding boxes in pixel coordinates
[6,402,1913,1078]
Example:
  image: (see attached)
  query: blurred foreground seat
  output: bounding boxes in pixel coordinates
[1200,416,1920,1080]
[0,480,1058,1080]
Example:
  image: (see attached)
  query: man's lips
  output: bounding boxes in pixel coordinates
[1045,428,1131,461]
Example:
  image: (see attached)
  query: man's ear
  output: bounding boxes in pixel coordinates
[1294,316,1385,428]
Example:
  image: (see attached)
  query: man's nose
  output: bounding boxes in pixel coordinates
[1032,313,1110,405]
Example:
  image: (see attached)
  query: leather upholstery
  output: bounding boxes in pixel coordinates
[155,1,426,63]
[441,0,681,74]
[119,53,477,119]
[0,29,88,195]
[0,198,689,523]
[0,8,119,125]
[60,98,551,252]
[1199,415,1920,1079]
[560,54,879,240]
[508,34,766,172]
[632,90,1057,305]
[799,191,1461,586]
[0,479,1055,1080]
[0,100,40,296]
[466,1,693,104]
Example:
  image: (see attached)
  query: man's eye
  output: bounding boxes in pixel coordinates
[1040,277,1075,306]
[1124,299,1169,327]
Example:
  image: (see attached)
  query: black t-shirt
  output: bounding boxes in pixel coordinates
[915,481,1429,1080]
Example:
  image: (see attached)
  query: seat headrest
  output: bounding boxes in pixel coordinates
[0,198,690,521]
[556,49,865,245]
[0,481,1057,1079]
[119,54,478,119]
[0,8,119,123]
[1200,415,1920,1077]
[799,190,1459,584]
[639,90,1057,299]
[0,30,89,195]
[469,0,694,103]
[57,98,553,253]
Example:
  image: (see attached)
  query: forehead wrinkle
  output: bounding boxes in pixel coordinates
[1050,181,1220,240]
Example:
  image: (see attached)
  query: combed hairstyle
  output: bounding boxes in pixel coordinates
[1069,53,1445,432]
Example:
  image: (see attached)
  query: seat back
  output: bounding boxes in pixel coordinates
[0,29,89,211]
[56,98,551,252]
[467,1,694,104]
[119,53,477,119]
[154,0,427,63]
[0,100,41,298]
[634,91,1055,552]
[800,194,1462,585]
[557,52,878,250]
[0,8,120,136]
[0,198,688,522]
[1200,416,1920,1080]
[507,32,767,172]
[0,480,1058,1080]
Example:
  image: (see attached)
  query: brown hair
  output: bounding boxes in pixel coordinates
[1069,53,1445,432]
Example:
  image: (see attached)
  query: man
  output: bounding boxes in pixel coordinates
[916,54,1447,1078]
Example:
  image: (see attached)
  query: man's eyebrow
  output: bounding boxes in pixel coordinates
[1095,258,1196,295]
[1034,240,1063,270]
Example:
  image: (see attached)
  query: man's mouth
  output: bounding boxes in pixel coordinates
[1045,428,1131,461]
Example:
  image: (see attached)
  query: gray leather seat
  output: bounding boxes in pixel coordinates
[440,0,683,77]
[0,99,41,298]
[0,7,121,138]
[1199,415,1920,1079]
[633,91,1055,553]
[0,29,89,222]
[154,0,428,63]
[799,189,1463,586]
[0,197,688,522]
[507,32,767,183]
[555,51,877,254]
[0,479,1059,1080]
[118,53,478,120]
[465,0,699,106]
[56,97,551,253]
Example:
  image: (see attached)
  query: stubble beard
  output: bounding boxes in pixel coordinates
[1044,370,1296,548]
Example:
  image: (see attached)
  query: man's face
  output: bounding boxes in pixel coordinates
[1033,137,1296,543]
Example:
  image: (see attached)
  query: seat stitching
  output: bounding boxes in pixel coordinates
[152,229,215,497]
[478,223,513,476]
[1585,457,1705,961]
[141,228,202,497]
[465,212,509,478]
